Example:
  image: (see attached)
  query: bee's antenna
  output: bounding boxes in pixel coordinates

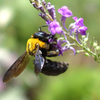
[39,25,48,31]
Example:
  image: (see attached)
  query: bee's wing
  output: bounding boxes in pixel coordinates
[34,45,44,75]
[3,51,30,83]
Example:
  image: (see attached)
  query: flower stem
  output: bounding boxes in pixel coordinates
[64,31,100,63]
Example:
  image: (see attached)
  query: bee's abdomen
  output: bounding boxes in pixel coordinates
[41,59,69,76]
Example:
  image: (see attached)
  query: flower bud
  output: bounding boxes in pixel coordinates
[84,53,90,57]
[93,42,97,47]
[96,46,100,51]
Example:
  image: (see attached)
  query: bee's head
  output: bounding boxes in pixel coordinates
[26,38,48,56]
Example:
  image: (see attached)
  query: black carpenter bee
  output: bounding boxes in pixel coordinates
[3,31,69,83]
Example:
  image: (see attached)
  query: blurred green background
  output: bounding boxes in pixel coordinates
[0,0,100,100]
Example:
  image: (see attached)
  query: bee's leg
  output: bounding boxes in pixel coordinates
[50,41,57,45]
[46,49,59,57]
[49,38,58,50]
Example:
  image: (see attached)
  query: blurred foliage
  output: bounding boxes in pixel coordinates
[0,0,100,100]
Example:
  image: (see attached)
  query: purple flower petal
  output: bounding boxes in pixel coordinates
[73,16,78,21]
[55,37,76,56]
[78,26,87,35]
[58,6,73,18]
[48,20,62,35]
[58,6,73,31]
[69,16,88,43]
[69,46,76,55]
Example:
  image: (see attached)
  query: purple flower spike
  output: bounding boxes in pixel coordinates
[58,6,73,31]
[47,3,56,20]
[48,20,62,35]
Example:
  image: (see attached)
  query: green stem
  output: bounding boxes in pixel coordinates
[64,31,100,62]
